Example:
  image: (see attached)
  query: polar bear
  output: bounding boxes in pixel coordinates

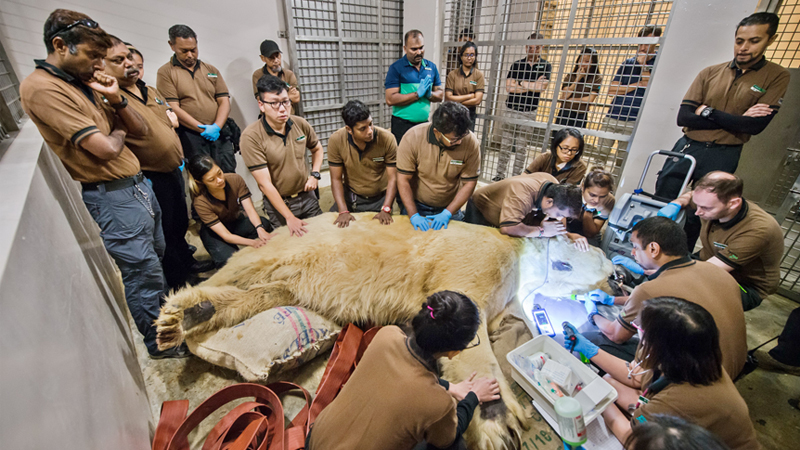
[156,212,612,449]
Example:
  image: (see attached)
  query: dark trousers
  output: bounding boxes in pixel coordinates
[199,214,271,268]
[555,109,588,129]
[655,135,743,250]
[468,109,477,131]
[262,190,323,229]
[143,168,195,288]
[82,180,166,355]
[391,116,425,144]
[329,185,388,213]
[584,330,640,362]
[400,200,465,221]
[412,436,468,450]
[463,199,494,227]
[770,307,800,366]
[740,284,763,311]
[177,125,236,173]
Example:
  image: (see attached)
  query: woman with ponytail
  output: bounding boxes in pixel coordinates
[566,166,616,250]
[187,155,272,268]
[307,291,500,450]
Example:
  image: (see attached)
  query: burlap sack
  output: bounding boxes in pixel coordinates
[186,306,341,382]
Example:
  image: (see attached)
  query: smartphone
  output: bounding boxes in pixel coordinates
[532,308,555,337]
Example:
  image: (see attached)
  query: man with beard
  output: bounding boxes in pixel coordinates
[252,40,300,115]
[20,10,186,358]
[655,13,789,250]
[396,102,479,231]
[385,29,443,143]
[157,25,236,173]
[104,38,214,288]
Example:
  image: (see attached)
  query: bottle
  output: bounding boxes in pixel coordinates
[554,397,587,448]
[570,294,587,302]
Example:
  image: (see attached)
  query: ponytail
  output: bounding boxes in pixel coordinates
[186,155,217,198]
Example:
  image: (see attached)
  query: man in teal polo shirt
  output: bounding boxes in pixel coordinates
[385,29,443,143]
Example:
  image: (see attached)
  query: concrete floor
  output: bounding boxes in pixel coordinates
[134,186,800,449]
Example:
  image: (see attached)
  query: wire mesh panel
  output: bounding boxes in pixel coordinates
[442,0,672,183]
[778,202,800,298]
[763,0,800,68]
[285,0,403,167]
[0,39,22,140]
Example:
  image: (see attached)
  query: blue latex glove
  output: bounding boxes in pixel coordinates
[410,213,430,231]
[582,298,598,316]
[587,288,615,305]
[416,76,432,99]
[657,202,682,221]
[198,123,221,141]
[424,80,434,99]
[563,443,586,450]
[562,322,599,359]
[612,255,645,275]
[426,209,452,230]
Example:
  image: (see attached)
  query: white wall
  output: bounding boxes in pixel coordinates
[616,0,758,197]
[404,0,443,71]
[0,0,289,127]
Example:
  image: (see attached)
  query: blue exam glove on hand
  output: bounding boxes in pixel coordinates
[410,213,430,231]
[582,298,598,316]
[657,202,682,221]
[426,209,452,230]
[612,255,645,275]
[416,76,432,99]
[587,288,614,305]
[562,322,599,359]
[198,123,221,141]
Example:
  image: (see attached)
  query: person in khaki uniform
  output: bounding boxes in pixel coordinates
[328,100,397,228]
[20,9,186,359]
[104,38,213,288]
[564,298,760,450]
[581,217,747,380]
[565,167,616,250]
[252,40,300,115]
[396,102,479,231]
[465,173,582,240]
[660,172,783,311]
[444,41,484,130]
[523,128,587,185]
[655,13,789,249]
[157,25,237,173]
[241,75,323,237]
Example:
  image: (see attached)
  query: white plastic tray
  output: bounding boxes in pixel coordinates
[507,335,618,425]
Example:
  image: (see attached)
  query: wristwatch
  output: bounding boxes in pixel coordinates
[381,206,392,214]
[110,96,128,110]
[310,171,321,180]
[700,106,714,118]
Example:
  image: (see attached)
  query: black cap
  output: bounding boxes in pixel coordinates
[260,40,281,57]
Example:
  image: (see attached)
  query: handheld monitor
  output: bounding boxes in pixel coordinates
[532,308,555,337]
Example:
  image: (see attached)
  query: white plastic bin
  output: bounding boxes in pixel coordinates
[507,335,618,425]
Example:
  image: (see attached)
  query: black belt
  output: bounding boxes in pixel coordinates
[685,136,743,148]
[82,172,145,192]
[351,190,386,201]
[282,191,304,201]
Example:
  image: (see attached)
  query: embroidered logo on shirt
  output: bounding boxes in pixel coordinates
[208,73,218,78]
[728,253,739,260]
[296,135,306,142]
[155,97,164,105]
[372,157,385,162]
[469,81,477,85]
[450,160,464,165]
[751,84,766,93]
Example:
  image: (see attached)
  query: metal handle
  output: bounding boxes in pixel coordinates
[636,150,698,198]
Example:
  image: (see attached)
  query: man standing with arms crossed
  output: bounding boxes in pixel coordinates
[157,25,237,173]
[385,30,444,144]
[21,10,185,358]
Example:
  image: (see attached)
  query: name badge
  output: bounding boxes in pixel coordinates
[207,73,218,78]
[713,242,727,249]
[450,160,463,165]
[155,97,164,105]
[296,135,306,142]
[372,157,385,162]
[469,81,477,85]
[634,395,650,410]
[750,84,765,93]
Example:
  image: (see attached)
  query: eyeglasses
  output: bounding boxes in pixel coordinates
[46,19,99,42]
[462,53,476,59]
[558,144,580,154]
[260,99,292,110]
[437,129,469,146]
[464,334,481,350]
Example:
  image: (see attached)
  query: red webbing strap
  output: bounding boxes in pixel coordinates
[153,400,190,450]
[308,324,363,422]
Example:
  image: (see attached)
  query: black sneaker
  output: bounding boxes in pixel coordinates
[190,259,215,273]
[150,343,191,360]
[492,175,504,182]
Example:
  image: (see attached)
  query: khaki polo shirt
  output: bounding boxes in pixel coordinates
[560,73,602,114]
[193,174,251,227]
[156,56,229,125]
[20,60,140,183]
[632,372,760,450]
[524,153,587,185]
[681,58,789,145]
[445,67,485,105]
[240,115,319,197]
[327,126,397,197]
[472,173,558,227]
[308,326,458,450]
[620,257,747,378]
[396,124,480,208]
[699,200,783,298]
[584,192,615,220]
[121,80,183,172]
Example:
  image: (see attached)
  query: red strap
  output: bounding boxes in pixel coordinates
[153,400,190,450]
[309,324,363,421]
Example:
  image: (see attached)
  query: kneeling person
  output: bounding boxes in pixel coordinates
[465,173,582,239]
[241,75,324,237]
[328,100,398,227]
[188,156,272,268]
[397,102,480,231]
